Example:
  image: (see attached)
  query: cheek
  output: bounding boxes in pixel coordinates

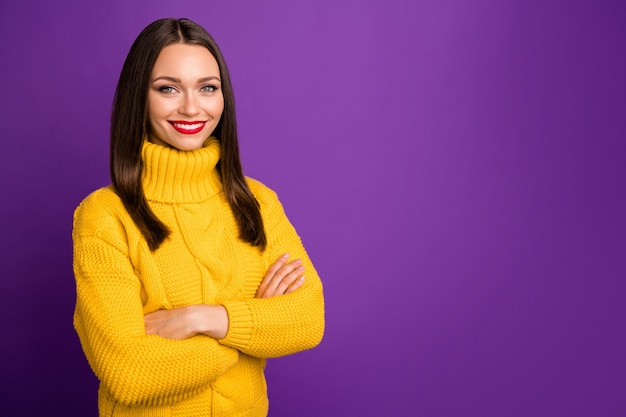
[210,97,225,118]
[146,107,159,132]
[148,98,166,121]
[146,103,169,136]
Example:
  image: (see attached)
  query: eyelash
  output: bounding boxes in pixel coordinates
[158,86,176,94]
[157,85,218,94]
[201,85,218,93]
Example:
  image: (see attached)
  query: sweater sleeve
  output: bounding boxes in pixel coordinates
[72,195,239,407]
[219,181,325,358]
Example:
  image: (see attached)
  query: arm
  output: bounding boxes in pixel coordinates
[218,183,325,358]
[73,203,238,407]
[143,255,305,339]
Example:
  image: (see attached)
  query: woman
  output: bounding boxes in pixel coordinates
[73,18,324,416]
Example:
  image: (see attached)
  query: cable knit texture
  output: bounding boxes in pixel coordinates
[73,138,325,417]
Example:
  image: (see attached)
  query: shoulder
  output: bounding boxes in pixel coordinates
[73,185,130,236]
[74,185,123,218]
[245,177,279,206]
[245,177,292,225]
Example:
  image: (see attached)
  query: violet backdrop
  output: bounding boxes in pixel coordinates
[1,0,625,416]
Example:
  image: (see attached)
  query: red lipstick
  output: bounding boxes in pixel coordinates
[168,120,207,134]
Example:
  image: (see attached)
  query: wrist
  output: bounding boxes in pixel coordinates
[193,304,228,339]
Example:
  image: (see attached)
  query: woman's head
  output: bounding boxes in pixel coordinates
[110,18,265,251]
[111,18,236,161]
[147,43,224,151]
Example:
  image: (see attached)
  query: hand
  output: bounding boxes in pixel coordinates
[145,305,228,340]
[256,253,306,298]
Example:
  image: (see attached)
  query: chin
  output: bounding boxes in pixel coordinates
[173,141,205,151]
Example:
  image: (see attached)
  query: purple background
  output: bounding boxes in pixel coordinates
[1,0,625,415]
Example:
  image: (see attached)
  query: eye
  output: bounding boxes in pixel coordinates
[200,85,218,93]
[158,86,177,94]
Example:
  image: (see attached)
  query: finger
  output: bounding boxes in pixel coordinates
[260,259,302,297]
[256,254,289,297]
[262,261,304,298]
[285,276,305,294]
[273,266,305,296]
[145,321,156,335]
[144,315,160,335]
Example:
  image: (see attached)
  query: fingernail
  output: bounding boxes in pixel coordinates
[282,253,289,260]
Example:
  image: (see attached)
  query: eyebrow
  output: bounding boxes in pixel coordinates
[152,76,221,83]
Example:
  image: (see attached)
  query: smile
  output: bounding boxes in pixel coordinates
[169,121,207,134]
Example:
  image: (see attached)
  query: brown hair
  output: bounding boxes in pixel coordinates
[110,18,266,251]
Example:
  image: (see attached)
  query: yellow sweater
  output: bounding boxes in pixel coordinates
[73,138,325,417]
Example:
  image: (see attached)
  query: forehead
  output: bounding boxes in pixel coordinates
[152,43,220,78]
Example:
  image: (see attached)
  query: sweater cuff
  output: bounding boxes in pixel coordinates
[220,300,254,351]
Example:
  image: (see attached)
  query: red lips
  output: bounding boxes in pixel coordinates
[168,120,207,134]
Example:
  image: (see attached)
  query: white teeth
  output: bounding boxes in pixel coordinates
[173,122,204,130]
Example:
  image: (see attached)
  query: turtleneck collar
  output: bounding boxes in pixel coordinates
[141,137,223,203]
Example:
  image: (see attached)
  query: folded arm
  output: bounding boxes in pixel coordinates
[219,183,325,358]
[73,220,238,407]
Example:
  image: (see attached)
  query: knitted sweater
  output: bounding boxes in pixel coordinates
[73,138,325,417]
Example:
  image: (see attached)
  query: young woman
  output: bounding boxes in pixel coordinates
[72,18,324,416]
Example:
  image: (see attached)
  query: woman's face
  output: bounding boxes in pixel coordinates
[147,43,224,151]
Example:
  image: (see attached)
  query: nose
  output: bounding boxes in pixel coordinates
[179,93,200,116]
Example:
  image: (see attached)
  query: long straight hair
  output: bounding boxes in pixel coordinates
[111,18,266,251]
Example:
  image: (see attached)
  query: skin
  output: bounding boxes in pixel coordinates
[147,43,224,151]
[143,43,305,340]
